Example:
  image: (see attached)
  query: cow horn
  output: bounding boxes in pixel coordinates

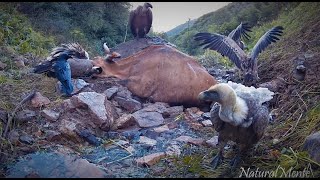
[103,43,110,54]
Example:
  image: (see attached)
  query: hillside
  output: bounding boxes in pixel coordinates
[0,2,320,178]
[166,19,196,37]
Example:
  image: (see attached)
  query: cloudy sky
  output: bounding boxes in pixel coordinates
[130,2,231,32]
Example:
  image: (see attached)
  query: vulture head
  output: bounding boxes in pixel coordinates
[144,2,153,9]
[194,25,284,86]
[198,83,249,127]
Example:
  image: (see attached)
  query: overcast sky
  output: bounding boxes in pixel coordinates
[130,2,231,32]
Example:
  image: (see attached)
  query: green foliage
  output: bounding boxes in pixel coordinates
[172,2,300,58]
[0,4,55,57]
[15,2,132,55]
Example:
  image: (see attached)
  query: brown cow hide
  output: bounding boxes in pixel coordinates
[92,39,217,106]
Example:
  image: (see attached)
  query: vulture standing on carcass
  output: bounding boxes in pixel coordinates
[198,81,274,169]
[33,43,90,96]
[129,2,153,38]
[194,26,284,86]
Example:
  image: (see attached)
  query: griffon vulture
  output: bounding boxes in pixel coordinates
[33,43,89,78]
[194,26,284,86]
[129,2,153,38]
[198,81,274,169]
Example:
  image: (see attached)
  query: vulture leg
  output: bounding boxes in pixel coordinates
[211,140,226,169]
[229,144,246,170]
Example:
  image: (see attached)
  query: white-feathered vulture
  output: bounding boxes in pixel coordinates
[198,81,274,169]
[33,43,90,78]
[129,2,153,38]
[194,26,284,86]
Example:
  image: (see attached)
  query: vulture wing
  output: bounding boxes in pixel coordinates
[251,105,269,139]
[194,32,247,70]
[145,8,153,35]
[228,22,252,42]
[129,10,137,37]
[250,26,284,64]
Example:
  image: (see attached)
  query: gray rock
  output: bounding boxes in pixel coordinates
[6,152,108,178]
[31,92,50,108]
[303,132,320,163]
[201,120,213,127]
[111,114,136,130]
[116,87,132,99]
[19,135,34,145]
[104,86,119,100]
[45,130,62,141]
[15,110,36,123]
[8,130,20,144]
[166,106,184,118]
[56,79,89,95]
[206,136,219,147]
[41,109,60,122]
[70,92,115,131]
[133,110,164,128]
[143,102,170,116]
[138,136,157,146]
[114,96,142,113]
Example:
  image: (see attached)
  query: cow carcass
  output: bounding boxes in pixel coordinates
[90,38,217,106]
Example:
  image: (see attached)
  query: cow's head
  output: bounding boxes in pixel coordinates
[89,43,122,78]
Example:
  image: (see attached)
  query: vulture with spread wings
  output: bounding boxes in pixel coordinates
[194,26,284,86]
[129,2,153,38]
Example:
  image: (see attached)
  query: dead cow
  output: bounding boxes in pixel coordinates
[91,41,217,106]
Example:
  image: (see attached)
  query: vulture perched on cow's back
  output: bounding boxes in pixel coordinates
[129,2,153,38]
[194,26,284,86]
[198,81,274,169]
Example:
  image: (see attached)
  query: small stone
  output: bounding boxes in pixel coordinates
[175,135,204,146]
[19,135,34,145]
[15,110,36,123]
[138,136,157,146]
[153,124,169,133]
[114,96,142,113]
[135,152,166,167]
[111,114,136,130]
[166,144,181,156]
[133,110,164,128]
[272,138,279,145]
[206,136,219,147]
[45,130,62,141]
[31,92,50,108]
[201,120,213,127]
[303,132,320,163]
[41,109,60,122]
[104,86,119,100]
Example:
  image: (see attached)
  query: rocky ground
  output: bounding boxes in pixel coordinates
[0,66,241,178]
[0,52,319,178]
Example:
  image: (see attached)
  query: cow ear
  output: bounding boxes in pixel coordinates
[104,55,115,63]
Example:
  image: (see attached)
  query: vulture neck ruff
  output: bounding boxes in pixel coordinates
[215,84,249,127]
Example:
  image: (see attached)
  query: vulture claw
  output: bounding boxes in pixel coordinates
[211,153,224,169]
[229,153,242,170]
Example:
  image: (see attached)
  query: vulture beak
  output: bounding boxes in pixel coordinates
[145,2,153,8]
[198,90,220,102]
